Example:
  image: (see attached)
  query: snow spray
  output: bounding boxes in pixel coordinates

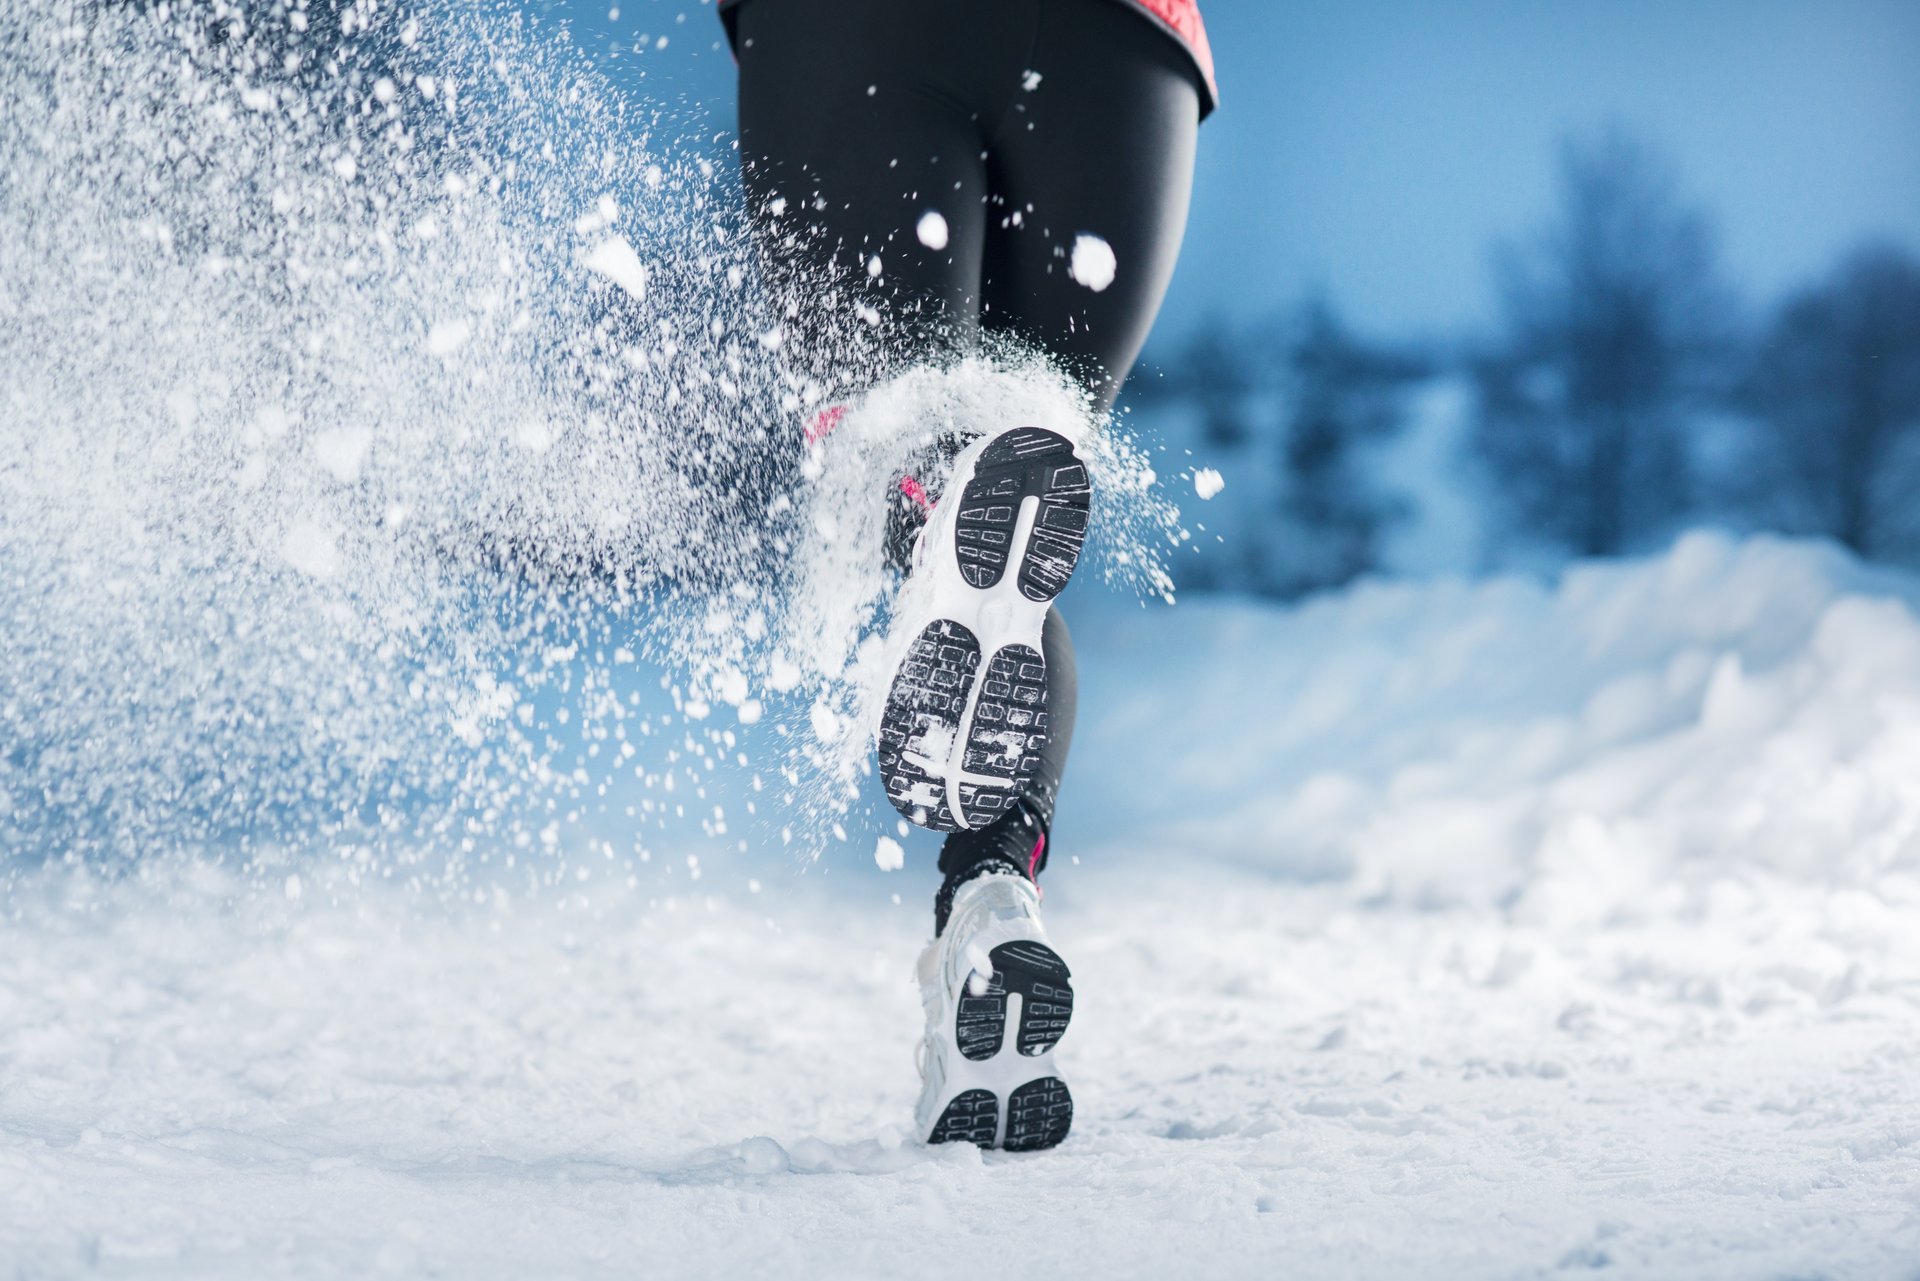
[0,0,1179,887]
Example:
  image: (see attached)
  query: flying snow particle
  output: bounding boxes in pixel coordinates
[284,874,303,901]
[1069,233,1115,292]
[331,154,358,182]
[916,210,949,251]
[867,255,883,278]
[810,700,842,742]
[1022,70,1043,91]
[582,236,648,302]
[280,521,340,580]
[312,427,372,482]
[426,318,472,356]
[573,194,620,236]
[254,405,291,440]
[166,389,197,428]
[875,835,905,872]
[1194,467,1225,500]
[715,668,751,706]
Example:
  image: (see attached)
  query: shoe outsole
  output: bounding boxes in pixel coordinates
[927,941,1076,1152]
[956,941,1075,1061]
[875,619,979,831]
[1004,1077,1074,1152]
[878,427,1091,833]
[928,1088,1000,1146]
[928,1078,1074,1153]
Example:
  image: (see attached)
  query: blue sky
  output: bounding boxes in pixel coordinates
[544,0,1920,343]
[1183,0,1920,340]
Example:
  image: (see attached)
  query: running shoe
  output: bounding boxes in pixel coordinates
[875,426,1091,832]
[914,867,1074,1151]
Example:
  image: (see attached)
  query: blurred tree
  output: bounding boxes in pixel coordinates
[1270,299,1426,596]
[1739,244,1920,559]
[1177,315,1263,449]
[1475,127,1734,558]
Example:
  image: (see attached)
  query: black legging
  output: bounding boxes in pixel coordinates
[733,0,1199,863]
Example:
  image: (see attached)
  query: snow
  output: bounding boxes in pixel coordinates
[916,211,949,250]
[1069,232,1116,292]
[572,194,621,236]
[7,534,1920,1276]
[311,426,373,481]
[1194,466,1225,499]
[278,520,340,579]
[5,3,1915,1274]
[581,236,649,302]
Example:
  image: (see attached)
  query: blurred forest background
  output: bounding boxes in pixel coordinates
[548,0,1920,598]
[1139,127,1920,596]
[1111,2,1920,597]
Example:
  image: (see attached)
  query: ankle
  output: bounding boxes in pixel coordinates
[933,798,1049,935]
[934,854,1027,936]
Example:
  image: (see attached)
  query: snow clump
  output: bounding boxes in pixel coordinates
[1069,233,1116,291]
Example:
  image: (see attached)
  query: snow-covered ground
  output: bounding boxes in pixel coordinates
[7,532,1920,1278]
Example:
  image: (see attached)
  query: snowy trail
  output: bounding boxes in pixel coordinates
[10,533,1920,1278]
[5,861,1918,1278]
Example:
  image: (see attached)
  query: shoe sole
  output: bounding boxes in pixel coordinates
[876,427,1091,832]
[926,941,1075,1152]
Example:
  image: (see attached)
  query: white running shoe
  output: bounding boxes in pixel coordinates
[914,870,1075,1151]
[876,426,1092,832]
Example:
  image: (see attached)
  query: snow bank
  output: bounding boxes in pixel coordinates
[1072,530,1920,912]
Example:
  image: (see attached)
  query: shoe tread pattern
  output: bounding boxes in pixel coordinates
[956,644,1048,828]
[955,968,1008,1061]
[928,1089,999,1146]
[990,941,1074,1057]
[1003,1077,1073,1151]
[954,940,1075,1066]
[876,620,979,831]
[954,428,1091,603]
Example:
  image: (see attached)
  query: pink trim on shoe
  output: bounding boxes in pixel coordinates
[899,474,934,512]
[1027,830,1046,880]
[804,404,846,445]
